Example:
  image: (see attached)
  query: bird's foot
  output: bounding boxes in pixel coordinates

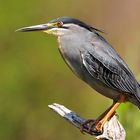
[95,119,104,133]
[95,111,116,133]
[80,119,102,135]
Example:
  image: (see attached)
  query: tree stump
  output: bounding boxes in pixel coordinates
[48,103,126,140]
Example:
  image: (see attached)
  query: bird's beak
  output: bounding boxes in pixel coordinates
[16,23,55,32]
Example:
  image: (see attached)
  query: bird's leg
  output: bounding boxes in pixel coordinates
[80,102,115,134]
[95,94,126,132]
[80,94,126,134]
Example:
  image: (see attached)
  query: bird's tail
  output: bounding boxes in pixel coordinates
[135,82,140,108]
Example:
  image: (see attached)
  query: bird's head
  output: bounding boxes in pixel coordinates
[16,17,102,36]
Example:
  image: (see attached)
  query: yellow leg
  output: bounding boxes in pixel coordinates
[96,94,126,132]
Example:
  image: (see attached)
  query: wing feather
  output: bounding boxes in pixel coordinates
[81,50,136,95]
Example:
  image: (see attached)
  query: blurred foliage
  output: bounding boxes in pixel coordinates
[1,0,140,140]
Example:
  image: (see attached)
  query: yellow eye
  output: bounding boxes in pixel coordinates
[57,21,63,27]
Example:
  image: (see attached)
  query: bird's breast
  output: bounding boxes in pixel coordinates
[58,37,85,78]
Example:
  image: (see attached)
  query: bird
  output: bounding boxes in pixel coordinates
[16,17,140,133]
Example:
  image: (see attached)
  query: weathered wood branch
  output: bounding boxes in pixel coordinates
[48,103,126,140]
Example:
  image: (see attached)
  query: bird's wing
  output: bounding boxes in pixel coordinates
[81,35,137,96]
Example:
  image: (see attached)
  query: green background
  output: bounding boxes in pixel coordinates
[1,0,140,140]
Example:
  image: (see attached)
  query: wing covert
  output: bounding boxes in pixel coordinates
[81,51,136,95]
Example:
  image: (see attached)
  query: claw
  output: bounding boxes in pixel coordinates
[80,119,102,135]
[80,119,95,134]
[95,120,104,132]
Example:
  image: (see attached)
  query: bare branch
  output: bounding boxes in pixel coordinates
[48,103,126,140]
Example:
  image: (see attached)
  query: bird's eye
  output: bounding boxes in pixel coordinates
[57,21,63,27]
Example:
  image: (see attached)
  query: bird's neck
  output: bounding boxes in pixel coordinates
[57,35,88,79]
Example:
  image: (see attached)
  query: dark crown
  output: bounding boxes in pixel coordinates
[49,17,103,33]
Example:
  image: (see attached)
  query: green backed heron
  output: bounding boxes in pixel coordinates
[16,17,140,133]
